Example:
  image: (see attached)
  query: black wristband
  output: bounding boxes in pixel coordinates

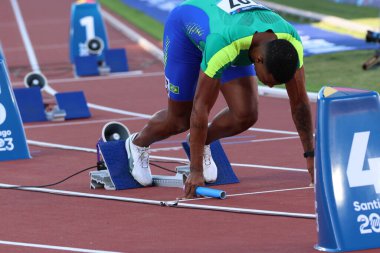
[303,150,314,158]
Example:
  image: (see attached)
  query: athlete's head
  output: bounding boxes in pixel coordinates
[250,39,298,86]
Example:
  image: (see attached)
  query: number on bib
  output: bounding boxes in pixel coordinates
[217,0,270,15]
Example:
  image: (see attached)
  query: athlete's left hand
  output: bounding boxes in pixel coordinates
[307,157,314,186]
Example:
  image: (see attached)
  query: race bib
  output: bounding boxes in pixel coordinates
[217,0,270,15]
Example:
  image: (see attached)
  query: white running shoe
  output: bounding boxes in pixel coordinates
[125,133,152,186]
[203,144,218,183]
[187,134,218,183]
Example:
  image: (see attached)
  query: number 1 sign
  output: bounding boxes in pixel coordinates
[69,1,109,64]
[315,86,380,252]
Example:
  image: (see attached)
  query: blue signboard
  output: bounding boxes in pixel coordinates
[315,86,380,252]
[69,1,109,63]
[0,60,30,161]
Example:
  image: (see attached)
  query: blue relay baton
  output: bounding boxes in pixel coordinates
[195,187,226,199]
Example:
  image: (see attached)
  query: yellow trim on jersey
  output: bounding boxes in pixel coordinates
[204,35,253,78]
[204,33,303,78]
[275,33,304,68]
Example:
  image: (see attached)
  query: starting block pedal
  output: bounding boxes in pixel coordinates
[104,48,129,73]
[95,140,143,190]
[182,140,239,186]
[74,48,128,77]
[74,55,100,77]
[55,91,91,120]
[13,87,48,123]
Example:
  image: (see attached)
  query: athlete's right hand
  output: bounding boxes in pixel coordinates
[184,171,205,199]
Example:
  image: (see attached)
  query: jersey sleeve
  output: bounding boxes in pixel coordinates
[201,33,253,78]
[201,33,235,79]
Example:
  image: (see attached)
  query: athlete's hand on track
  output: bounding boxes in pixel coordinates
[184,171,205,199]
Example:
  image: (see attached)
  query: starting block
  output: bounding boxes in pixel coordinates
[315,86,380,252]
[13,87,91,123]
[91,137,239,190]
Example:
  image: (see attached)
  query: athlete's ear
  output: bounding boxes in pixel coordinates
[256,55,264,64]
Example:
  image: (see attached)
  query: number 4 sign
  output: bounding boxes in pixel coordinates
[347,131,380,194]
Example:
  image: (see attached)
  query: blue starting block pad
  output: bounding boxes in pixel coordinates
[182,140,239,186]
[315,86,380,252]
[13,87,47,123]
[74,48,129,76]
[92,137,238,190]
[95,140,143,190]
[0,60,30,161]
[74,55,100,77]
[55,91,91,120]
[104,48,129,73]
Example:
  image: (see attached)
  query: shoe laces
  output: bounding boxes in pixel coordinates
[203,145,212,167]
[136,146,150,168]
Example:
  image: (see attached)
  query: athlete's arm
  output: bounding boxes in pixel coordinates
[285,66,314,184]
[184,71,220,198]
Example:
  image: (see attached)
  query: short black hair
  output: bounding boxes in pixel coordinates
[264,39,299,84]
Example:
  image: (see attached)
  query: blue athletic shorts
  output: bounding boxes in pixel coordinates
[163,5,256,102]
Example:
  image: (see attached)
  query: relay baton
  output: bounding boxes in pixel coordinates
[195,186,226,199]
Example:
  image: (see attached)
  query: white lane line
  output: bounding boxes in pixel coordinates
[179,186,313,202]
[248,127,298,135]
[0,240,121,253]
[102,10,164,63]
[10,0,304,140]
[23,117,142,129]
[10,0,40,73]
[149,136,300,153]
[12,71,164,87]
[0,183,315,219]
[225,186,313,197]
[87,103,151,118]
[26,140,307,173]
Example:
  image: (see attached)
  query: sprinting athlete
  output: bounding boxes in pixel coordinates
[125,0,314,198]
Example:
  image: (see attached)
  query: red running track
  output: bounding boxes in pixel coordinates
[0,1,378,253]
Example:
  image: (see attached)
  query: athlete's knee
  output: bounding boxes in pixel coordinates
[167,116,190,135]
[234,107,258,130]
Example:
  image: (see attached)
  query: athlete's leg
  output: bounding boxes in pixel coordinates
[206,68,259,144]
[133,99,193,147]
[132,5,202,147]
